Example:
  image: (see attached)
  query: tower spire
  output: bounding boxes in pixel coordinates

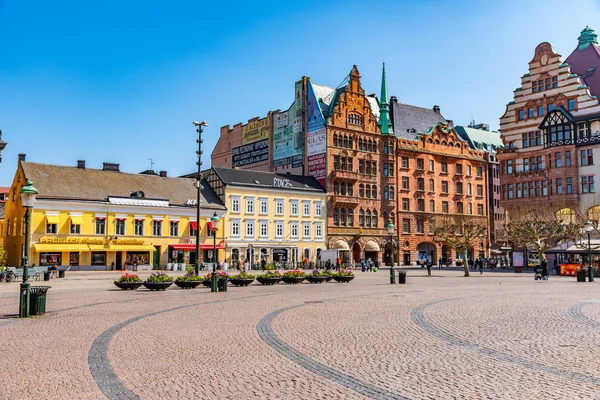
[378,63,392,135]
[578,26,598,50]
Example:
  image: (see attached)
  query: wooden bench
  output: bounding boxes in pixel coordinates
[12,268,41,281]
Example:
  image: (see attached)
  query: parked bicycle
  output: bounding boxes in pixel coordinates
[0,270,15,283]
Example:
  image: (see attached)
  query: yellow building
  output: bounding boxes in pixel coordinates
[203,167,327,268]
[4,159,226,270]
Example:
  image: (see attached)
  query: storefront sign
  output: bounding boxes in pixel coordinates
[185,199,198,206]
[273,177,293,189]
[307,82,326,187]
[512,251,524,267]
[232,139,269,167]
[307,153,326,180]
[39,237,145,245]
[242,117,269,145]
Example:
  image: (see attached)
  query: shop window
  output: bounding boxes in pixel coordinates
[126,252,148,265]
[91,252,106,266]
[40,253,61,266]
[69,252,79,266]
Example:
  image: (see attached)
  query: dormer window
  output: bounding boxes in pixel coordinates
[348,114,363,125]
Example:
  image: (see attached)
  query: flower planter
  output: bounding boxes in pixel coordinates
[256,277,281,285]
[201,280,212,287]
[332,276,354,283]
[281,276,305,284]
[325,275,334,282]
[174,280,202,289]
[306,276,327,284]
[114,281,143,290]
[143,281,173,290]
[229,278,254,287]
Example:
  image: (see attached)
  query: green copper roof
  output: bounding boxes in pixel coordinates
[578,26,598,50]
[378,63,392,135]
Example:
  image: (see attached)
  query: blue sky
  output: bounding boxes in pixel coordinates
[1,0,599,185]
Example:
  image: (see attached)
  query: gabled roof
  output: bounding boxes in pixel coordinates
[211,167,326,192]
[390,97,448,140]
[565,27,600,98]
[454,126,504,152]
[311,82,382,121]
[20,162,225,208]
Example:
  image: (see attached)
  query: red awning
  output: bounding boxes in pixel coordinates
[200,244,224,250]
[207,222,218,231]
[169,243,224,250]
[190,221,197,230]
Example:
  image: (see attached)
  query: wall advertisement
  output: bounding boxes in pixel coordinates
[232,139,269,167]
[273,80,304,167]
[306,82,326,186]
[242,117,269,145]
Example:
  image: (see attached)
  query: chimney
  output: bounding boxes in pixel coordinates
[159,170,167,177]
[446,120,454,128]
[390,96,397,103]
[433,105,440,114]
[103,162,120,172]
[18,153,26,162]
[77,160,86,169]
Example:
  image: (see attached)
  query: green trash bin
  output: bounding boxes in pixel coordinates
[398,271,407,284]
[217,278,228,292]
[58,269,65,278]
[29,286,51,316]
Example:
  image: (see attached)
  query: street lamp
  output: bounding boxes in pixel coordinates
[210,212,221,293]
[584,220,594,282]
[19,180,38,318]
[386,219,395,284]
[193,120,207,276]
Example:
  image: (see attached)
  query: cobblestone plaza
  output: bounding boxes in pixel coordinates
[1,270,599,399]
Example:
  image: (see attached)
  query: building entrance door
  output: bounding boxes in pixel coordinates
[153,246,160,268]
[116,251,123,270]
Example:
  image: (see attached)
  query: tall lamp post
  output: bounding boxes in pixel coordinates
[210,212,221,292]
[584,220,594,282]
[386,219,395,284]
[193,120,207,276]
[19,181,38,318]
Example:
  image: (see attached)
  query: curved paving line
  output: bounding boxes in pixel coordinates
[411,299,600,386]
[88,294,268,400]
[257,302,409,400]
[567,302,600,329]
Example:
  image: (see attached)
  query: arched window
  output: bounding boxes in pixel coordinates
[340,208,347,226]
[347,183,353,197]
[373,140,378,152]
[372,161,377,175]
[372,185,377,199]
[343,135,348,148]
[366,210,371,227]
[383,211,388,223]
[359,184,364,197]
[348,114,363,125]
[372,210,378,227]
[334,182,340,195]
[333,208,339,226]
[359,209,365,226]
[347,209,354,226]
[384,186,389,200]
[366,162,372,175]
[348,136,353,149]
[333,134,338,147]
[366,184,371,198]
[389,185,395,200]
[340,182,347,196]
[384,142,389,154]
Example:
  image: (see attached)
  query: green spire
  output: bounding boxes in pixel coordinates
[578,26,598,50]
[378,63,392,135]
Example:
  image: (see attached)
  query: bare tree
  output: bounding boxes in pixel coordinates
[433,215,487,277]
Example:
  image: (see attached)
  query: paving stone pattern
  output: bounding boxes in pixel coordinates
[0,269,600,399]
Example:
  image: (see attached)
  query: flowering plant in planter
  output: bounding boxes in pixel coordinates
[204,271,228,280]
[309,269,327,277]
[175,273,203,282]
[115,273,142,283]
[146,272,173,283]
[257,270,281,279]
[282,269,306,278]
[231,271,255,279]
[332,269,354,277]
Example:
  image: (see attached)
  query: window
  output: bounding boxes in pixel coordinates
[567,177,572,194]
[276,200,284,215]
[556,178,563,194]
[467,203,472,215]
[401,157,409,169]
[244,221,254,237]
[348,114,363,125]
[276,221,283,237]
[456,182,463,194]
[457,202,464,214]
[46,221,58,234]
[359,184,364,197]
[467,183,472,196]
[429,160,434,171]
[566,151,571,166]
[291,222,298,238]
[383,163,389,176]
[508,184,514,199]
[417,178,425,191]
[582,176,595,193]
[477,185,483,197]
[441,162,448,174]
[365,210,371,227]
[152,220,162,236]
[477,204,484,215]
[231,198,240,213]
[402,198,410,211]
[467,165,472,176]
[441,181,448,193]
[528,108,534,118]
[402,176,409,190]
[334,156,339,170]
[359,160,365,174]
[429,179,435,192]
[548,104,555,112]
[315,202,322,217]
[518,109,525,120]
[95,218,106,235]
[246,198,254,214]
[291,201,298,216]
[315,223,323,238]
[260,222,268,237]
[545,78,551,90]
[358,209,364,226]
[70,223,81,234]
[384,186,389,199]
[442,201,449,213]
[507,160,513,174]
[456,163,463,175]
[555,152,562,167]
[532,81,537,93]
[383,142,389,154]
[568,99,575,111]
[418,199,425,212]
[389,186,395,200]
[537,105,544,117]
[303,202,310,217]
[366,185,371,198]
[536,131,542,146]
[581,149,593,166]
[417,159,424,170]
[134,219,144,236]
[552,76,558,88]
[430,200,435,212]
[402,218,410,234]
[538,79,544,92]
[416,219,424,234]
[260,199,268,214]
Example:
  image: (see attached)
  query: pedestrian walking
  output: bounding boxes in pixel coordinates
[335,257,341,270]
[426,259,432,276]
[477,258,484,274]
[438,257,443,270]
[541,257,549,280]
[366,258,372,272]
